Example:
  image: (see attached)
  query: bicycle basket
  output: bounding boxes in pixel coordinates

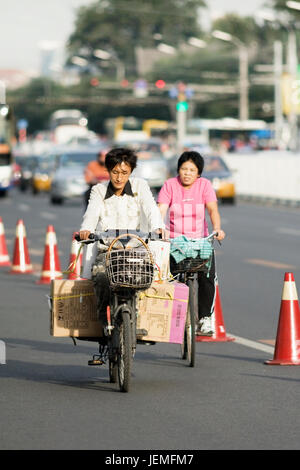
[170,236,213,274]
[105,234,154,289]
[170,255,211,274]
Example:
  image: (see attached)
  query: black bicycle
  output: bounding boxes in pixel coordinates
[76,230,154,392]
[170,232,217,367]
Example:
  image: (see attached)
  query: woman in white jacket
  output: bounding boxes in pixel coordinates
[79,147,164,318]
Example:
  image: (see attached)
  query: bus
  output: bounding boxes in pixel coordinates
[0,104,14,197]
[185,118,274,152]
[105,116,148,142]
[49,109,89,145]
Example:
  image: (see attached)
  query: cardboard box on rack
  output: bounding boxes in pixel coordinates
[50,279,103,337]
[137,280,189,344]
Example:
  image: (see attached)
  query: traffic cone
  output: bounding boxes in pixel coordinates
[67,232,82,280]
[10,219,32,274]
[265,272,300,365]
[0,217,11,266]
[196,280,235,342]
[36,225,62,284]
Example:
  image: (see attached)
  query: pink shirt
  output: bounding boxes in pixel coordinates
[157,176,217,238]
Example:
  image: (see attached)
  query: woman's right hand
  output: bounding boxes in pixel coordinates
[79,230,91,240]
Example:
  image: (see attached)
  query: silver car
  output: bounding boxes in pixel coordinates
[50,149,98,204]
[116,139,170,191]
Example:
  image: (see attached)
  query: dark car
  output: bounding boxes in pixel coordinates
[15,155,39,192]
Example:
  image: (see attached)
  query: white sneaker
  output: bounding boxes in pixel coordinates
[197,316,214,336]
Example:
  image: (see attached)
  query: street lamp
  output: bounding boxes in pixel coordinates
[71,56,89,67]
[187,37,207,48]
[286,1,300,10]
[93,49,125,81]
[212,30,249,121]
[156,43,176,55]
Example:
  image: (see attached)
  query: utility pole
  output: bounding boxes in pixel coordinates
[239,44,249,121]
[287,28,298,151]
[274,41,283,148]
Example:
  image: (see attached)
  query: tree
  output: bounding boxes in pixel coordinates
[67,0,206,77]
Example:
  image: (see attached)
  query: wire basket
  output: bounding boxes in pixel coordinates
[105,234,154,289]
[170,254,212,274]
[170,237,214,274]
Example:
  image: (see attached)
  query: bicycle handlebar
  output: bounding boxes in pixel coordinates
[74,230,163,245]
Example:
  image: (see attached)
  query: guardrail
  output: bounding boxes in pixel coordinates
[223,150,300,206]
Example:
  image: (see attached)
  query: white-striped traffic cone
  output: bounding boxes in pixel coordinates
[10,219,32,274]
[36,225,62,284]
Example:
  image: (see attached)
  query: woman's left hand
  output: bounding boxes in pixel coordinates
[214,229,226,241]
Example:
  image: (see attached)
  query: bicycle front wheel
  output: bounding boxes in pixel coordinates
[118,310,132,392]
[185,278,196,367]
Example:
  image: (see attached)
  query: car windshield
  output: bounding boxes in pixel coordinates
[16,156,39,169]
[203,156,228,173]
[59,152,97,167]
[35,156,56,171]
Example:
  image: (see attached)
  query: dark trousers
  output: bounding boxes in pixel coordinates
[197,252,217,320]
[91,252,110,321]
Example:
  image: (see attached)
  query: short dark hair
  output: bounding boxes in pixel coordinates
[105,147,137,172]
[177,151,204,176]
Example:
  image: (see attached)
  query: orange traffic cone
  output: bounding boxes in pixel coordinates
[196,280,235,342]
[67,232,82,280]
[10,219,32,274]
[36,225,62,284]
[265,272,300,365]
[0,217,11,266]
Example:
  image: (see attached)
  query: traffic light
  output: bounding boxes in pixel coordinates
[90,77,100,87]
[176,101,189,112]
[155,79,166,89]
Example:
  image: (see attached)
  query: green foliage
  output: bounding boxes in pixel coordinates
[67,0,205,75]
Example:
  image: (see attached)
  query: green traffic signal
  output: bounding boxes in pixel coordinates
[176,101,189,112]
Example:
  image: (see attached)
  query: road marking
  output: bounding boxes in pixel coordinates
[18,203,30,211]
[229,334,274,355]
[30,248,44,256]
[276,227,300,236]
[244,258,297,270]
[40,212,57,220]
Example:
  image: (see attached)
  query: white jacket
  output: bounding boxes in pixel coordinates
[80,177,163,278]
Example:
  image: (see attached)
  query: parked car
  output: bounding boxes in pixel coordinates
[50,149,98,204]
[202,155,236,204]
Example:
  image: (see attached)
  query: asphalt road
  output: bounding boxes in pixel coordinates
[1,189,300,451]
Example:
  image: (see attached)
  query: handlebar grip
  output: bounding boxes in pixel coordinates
[88,233,95,240]
[74,233,81,242]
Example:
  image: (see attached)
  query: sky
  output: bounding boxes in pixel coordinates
[0,0,267,74]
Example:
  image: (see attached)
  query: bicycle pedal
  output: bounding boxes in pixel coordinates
[88,359,105,366]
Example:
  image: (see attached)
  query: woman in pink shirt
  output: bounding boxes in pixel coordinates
[158,151,226,335]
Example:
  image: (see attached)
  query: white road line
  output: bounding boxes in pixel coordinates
[40,212,57,220]
[18,203,30,211]
[276,227,300,236]
[229,333,274,355]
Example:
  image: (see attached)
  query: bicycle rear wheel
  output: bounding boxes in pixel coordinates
[118,310,132,392]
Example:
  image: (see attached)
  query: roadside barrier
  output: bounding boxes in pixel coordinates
[196,280,235,343]
[0,217,11,266]
[36,225,62,284]
[10,219,33,274]
[265,272,300,365]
